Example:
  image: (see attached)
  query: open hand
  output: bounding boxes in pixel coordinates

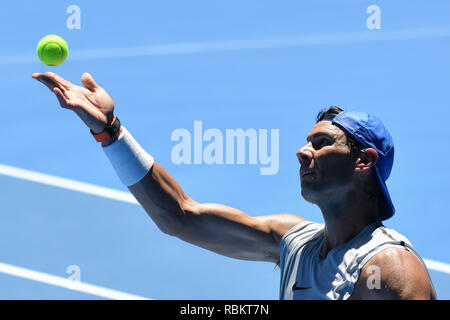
[32,72,115,134]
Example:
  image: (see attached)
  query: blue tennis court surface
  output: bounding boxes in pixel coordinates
[1,0,449,299]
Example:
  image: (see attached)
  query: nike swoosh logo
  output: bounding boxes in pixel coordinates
[292,283,312,291]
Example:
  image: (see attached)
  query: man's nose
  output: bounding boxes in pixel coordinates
[296,143,313,165]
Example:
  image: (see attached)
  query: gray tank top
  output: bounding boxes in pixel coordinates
[279,220,430,300]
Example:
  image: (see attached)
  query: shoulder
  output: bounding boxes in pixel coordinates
[353,247,436,300]
[255,214,307,244]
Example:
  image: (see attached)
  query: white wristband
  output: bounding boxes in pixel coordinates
[102,127,154,186]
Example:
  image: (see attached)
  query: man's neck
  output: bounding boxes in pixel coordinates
[317,190,380,259]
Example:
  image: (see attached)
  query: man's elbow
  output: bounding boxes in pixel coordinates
[158,220,180,237]
[157,198,199,238]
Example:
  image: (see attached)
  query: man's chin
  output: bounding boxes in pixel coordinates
[301,188,319,204]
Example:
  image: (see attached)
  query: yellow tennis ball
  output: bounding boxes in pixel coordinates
[36,35,69,66]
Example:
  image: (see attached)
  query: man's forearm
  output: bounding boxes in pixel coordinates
[101,124,189,236]
[127,162,191,236]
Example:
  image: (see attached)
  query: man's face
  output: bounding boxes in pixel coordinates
[296,121,357,204]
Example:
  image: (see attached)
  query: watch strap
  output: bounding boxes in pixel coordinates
[90,116,121,142]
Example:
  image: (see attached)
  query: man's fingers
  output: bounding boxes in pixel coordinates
[44,72,71,89]
[53,87,72,110]
[81,72,99,92]
[33,73,69,108]
[45,72,71,87]
[34,74,62,93]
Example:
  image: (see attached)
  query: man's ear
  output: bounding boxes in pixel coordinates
[355,148,378,172]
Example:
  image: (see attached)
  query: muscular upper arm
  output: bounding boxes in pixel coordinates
[176,199,305,263]
[352,248,436,300]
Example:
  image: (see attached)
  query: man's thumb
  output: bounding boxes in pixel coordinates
[81,72,99,91]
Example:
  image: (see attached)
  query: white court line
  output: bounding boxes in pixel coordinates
[1,163,450,277]
[0,262,149,300]
[2,26,450,64]
[423,259,450,275]
[0,163,138,205]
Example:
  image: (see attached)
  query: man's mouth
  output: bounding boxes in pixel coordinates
[300,169,315,177]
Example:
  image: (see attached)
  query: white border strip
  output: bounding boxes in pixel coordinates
[2,27,450,64]
[0,262,149,300]
[1,163,450,276]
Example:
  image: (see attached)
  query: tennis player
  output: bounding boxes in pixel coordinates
[33,72,436,300]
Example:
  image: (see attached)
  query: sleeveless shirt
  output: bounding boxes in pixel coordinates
[279,220,431,300]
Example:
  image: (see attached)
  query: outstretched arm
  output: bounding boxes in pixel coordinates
[129,162,304,262]
[33,72,305,263]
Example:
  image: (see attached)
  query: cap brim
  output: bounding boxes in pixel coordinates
[374,165,395,220]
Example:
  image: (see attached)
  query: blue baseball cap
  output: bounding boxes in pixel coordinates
[321,111,395,220]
